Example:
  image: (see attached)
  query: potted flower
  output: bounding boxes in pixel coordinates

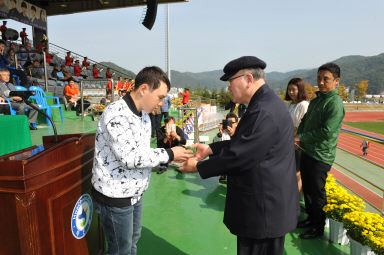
[343,211,384,255]
[91,104,106,121]
[323,175,365,245]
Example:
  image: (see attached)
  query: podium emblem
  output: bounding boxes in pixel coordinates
[71,194,93,239]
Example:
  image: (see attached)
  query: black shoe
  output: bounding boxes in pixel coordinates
[296,219,312,228]
[299,227,324,239]
[29,124,37,130]
[156,168,167,174]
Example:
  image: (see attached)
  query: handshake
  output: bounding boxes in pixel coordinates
[170,144,213,173]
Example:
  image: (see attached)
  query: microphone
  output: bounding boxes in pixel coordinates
[9,91,35,99]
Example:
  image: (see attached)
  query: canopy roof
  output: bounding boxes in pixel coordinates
[32,0,188,16]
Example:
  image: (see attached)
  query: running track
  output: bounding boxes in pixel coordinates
[332,112,384,212]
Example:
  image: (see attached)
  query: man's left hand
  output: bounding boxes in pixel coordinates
[294,135,300,150]
[178,158,198,173]
[12,96,22,101]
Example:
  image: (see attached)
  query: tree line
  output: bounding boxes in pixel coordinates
[185,80,370,107]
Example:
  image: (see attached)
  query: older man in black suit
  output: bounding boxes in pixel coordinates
[180,56,300,255]
[0,68,38,129]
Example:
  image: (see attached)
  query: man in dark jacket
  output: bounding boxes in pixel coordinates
[179,56,299,255]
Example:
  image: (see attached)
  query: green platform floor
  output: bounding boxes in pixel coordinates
[27,110,384,254]
[137,164,349,255]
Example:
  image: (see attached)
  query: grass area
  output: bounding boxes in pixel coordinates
[344,121,384,135]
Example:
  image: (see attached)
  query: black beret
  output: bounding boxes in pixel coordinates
[220,56,267,81]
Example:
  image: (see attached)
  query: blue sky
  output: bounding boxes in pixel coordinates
[7,0,384,74]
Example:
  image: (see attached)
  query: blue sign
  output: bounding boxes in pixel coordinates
[71,194,93,239]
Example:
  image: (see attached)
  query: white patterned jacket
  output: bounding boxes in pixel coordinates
[91,96,170,204]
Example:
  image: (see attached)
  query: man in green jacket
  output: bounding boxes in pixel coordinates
[295,62,345,239]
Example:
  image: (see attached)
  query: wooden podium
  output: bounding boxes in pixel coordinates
[0,133,105,255]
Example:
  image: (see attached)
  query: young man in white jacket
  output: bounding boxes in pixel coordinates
[92,66,192,255]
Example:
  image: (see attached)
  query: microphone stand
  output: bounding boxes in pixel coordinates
[23,98,59,144]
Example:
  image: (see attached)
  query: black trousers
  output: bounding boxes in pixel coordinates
[237,236,285,255]
[300,152,331,229]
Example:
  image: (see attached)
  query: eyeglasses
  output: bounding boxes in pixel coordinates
[228,74,246,82]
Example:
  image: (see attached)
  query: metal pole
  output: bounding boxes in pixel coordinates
[80,80,84,121]
[193,107,199,144]
[166,4,171,81]
[13,53,17,68]
[42,51,48,92]
[111,79,115,102]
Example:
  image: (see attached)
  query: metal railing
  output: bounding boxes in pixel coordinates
[177,98,221,144]
[79,78,117,120]
[49,42,133,79]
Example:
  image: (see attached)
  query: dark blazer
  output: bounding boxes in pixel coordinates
[197,84,299,239]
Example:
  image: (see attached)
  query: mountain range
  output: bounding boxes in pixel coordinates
[110,53,384,94]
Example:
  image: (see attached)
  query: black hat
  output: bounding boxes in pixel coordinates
[220,56,267,81]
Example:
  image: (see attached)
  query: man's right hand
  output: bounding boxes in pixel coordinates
[189,143,213,160]
[171,146,193,162]
[12,96,22,101]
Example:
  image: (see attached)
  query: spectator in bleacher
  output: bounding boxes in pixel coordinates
[37,40,47,51]
[9,42,17,51]
[64,78,90,115]
[73,60,82,77]
[82,57,89,69]
[20,28,28,45]
[6,49,16,68]
[156,116,186,174]
[127,79,135,92]
[64,78,79,106]
[92,64,101,79]
[179,87,190,105]
[60,65,72,81]
[116,76,123,90]
[123,78,128,89]
[285,78,309,196]
[30,60,44,80]
[51,64,63,80]
[0,68,38,130]
[65,51,73,66]
[0,21,7,41]
[160,94,171,120]
[296,63,345,239]
[212,112,239,184]
[105,67,112,78]
[20,42,36,67]
[0,40,30,88]
[43,48,53,65]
